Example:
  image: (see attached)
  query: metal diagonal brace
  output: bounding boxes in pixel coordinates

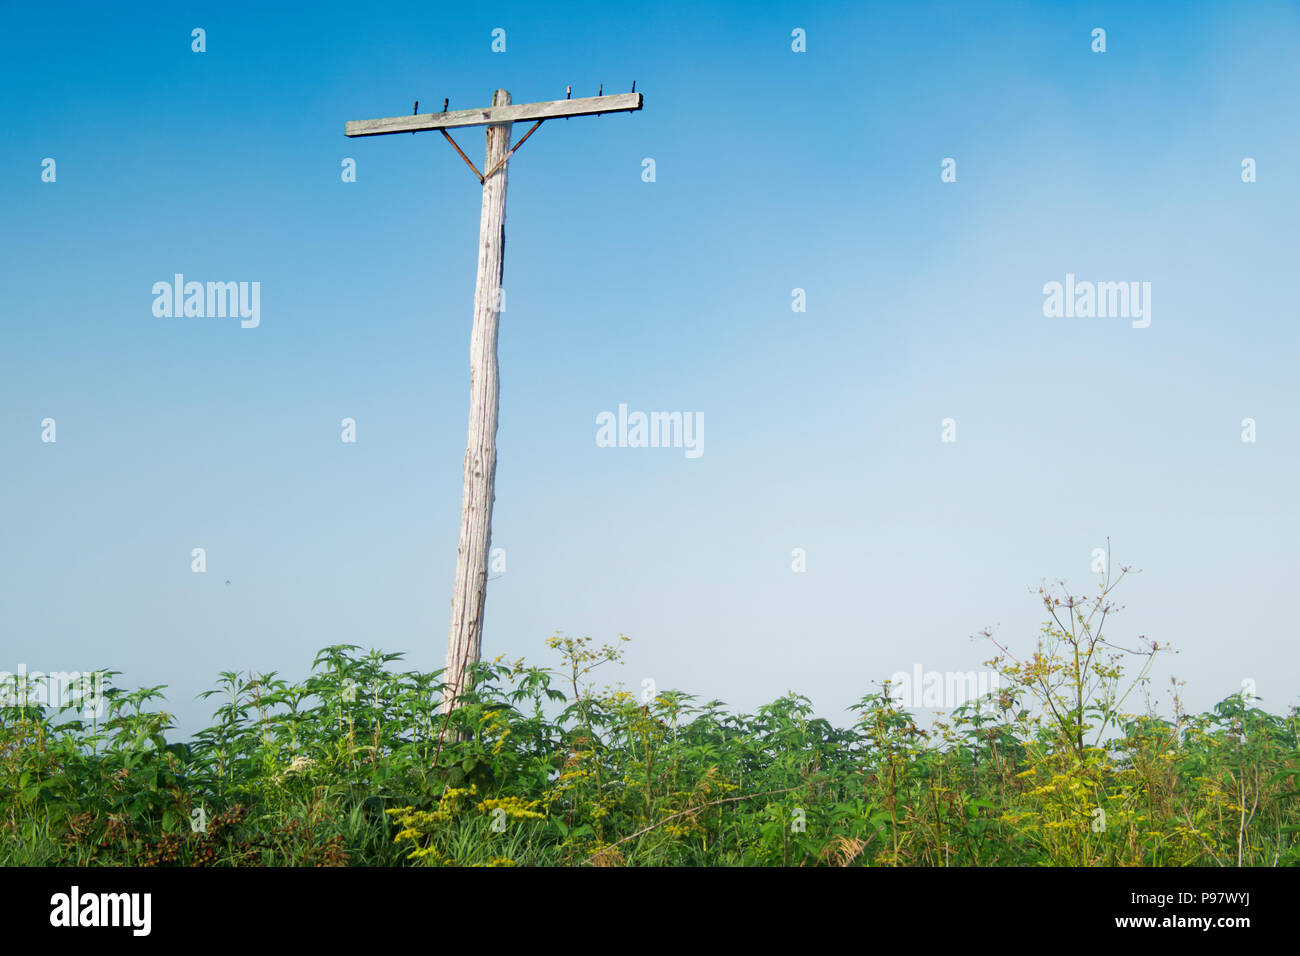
[439,119,544,185]
[483,120,544,181]
[440,129,485,184]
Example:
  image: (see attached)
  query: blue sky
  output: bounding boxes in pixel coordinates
[3,1,1298,737]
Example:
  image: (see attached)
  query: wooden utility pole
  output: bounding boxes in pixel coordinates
[345,88,643,714]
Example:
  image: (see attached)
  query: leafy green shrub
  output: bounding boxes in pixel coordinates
[3,568,1297,866]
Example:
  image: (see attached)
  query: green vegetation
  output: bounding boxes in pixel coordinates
[3,567,1298,866]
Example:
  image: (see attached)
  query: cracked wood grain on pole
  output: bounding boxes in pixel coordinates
[443,89,511,716]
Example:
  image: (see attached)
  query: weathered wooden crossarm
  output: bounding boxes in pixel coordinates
[345,92,642,137]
